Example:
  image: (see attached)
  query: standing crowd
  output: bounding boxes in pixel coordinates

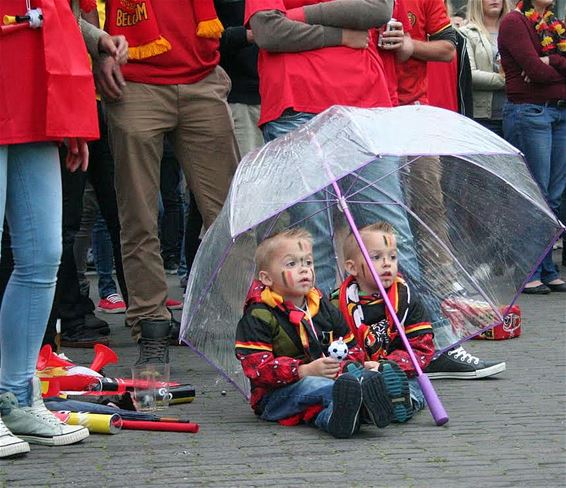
[0,0,564,455]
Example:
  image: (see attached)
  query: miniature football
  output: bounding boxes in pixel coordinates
[328,337,348,361]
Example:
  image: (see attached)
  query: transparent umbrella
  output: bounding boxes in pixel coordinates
[180,105,563,424]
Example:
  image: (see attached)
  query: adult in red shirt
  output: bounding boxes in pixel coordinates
[247,0,432,303]
[94,0,240,363]
[499,0,566,294]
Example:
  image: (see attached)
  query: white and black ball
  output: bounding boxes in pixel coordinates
[328,337,348,361]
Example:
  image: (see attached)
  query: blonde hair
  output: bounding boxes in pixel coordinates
[255,228,313,272]
[466,0,511,37]
[342,222,396,261]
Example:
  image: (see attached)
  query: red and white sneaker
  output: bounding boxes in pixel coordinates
[165,298,183,310]
[97,293,127,314]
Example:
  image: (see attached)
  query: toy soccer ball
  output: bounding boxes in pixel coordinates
[328,337,348,361]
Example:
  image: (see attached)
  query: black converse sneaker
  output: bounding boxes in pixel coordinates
[424,346,506,379]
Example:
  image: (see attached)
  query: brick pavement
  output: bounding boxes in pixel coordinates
[1,263,565,487]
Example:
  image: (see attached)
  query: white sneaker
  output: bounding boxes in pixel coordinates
[0,378,89,446]
[0,414,30,458]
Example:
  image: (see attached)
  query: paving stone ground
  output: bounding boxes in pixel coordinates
[1,260,565,487]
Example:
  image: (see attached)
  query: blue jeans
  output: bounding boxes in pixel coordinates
[503,102,566,283]
[259,376,336,433]
[0,143,62,406]
[92,210,117,299]
[408,377,426,413]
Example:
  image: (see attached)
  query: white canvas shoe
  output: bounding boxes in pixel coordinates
[0,378,89,446]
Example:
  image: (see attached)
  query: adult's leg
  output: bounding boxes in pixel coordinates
[0,143,61,405]
[88,102,128,303]
[105,83,176,335]
[159,141,182,272]
[503,102,560,285]
[92,211,118,300]
[229,103,264,157]
[262,111,340,294]
[172,67,239,230]
[74,183,98,297]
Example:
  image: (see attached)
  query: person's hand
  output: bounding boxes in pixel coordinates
[380,21,404,50]
[342,29,370,49]
[364,360,380,371]
[93,55,126,101]
[65,138,89,172]
[299,357,340,379]
[246,29,255,44]
[98,34,128,64]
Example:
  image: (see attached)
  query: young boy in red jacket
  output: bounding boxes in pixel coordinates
[235,228,396,438]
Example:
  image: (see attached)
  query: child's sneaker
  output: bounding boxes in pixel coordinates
[0,414,30,458]
[359,370,394,428]
[327,373,362,439]
[97,293,126,314]
[0,378,89,446]
[376,360,413,423]
[344,361,412,423]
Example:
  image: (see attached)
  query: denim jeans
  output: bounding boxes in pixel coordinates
[92,210,117,299]
[503,102,566,283]
[259,376,336,433]
[0,143,62,405]
[408,377,426,413]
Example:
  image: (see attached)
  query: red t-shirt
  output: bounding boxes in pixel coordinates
[117,0,220,85]
[396,0,451,105]
[245,0,392,126]
[377,0,412,106]
[427,57,458,111]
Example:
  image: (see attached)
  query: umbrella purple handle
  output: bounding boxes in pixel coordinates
[330,182,448,426]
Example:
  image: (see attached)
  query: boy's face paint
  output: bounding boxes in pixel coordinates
[264,238,315,306]
[352,231,398,292]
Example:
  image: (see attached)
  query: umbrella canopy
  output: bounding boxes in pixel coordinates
[181,105,563,395]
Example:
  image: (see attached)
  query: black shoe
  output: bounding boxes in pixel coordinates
[180,274,188,290]
[359,370,394,428]
[135,319,171,365]
[327,373,362,439]
[544,281,566,292]
[424,346,506,379]
[163,257,179,275]
[522,284,551,295]
[83,314,110,335]
[169,315,181,346]
[60,326,109,348]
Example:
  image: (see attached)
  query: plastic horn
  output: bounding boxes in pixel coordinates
[331,182,449,426]
[89,344,119,372]
[54,411,122,434]
[120,419,199,433]
[36,344,74,371]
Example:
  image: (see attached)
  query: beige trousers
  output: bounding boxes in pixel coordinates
[105,67,240,333]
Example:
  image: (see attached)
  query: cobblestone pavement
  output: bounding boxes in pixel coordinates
[1,262,565,488]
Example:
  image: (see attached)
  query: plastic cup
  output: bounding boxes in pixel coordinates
[131,363,171,412]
